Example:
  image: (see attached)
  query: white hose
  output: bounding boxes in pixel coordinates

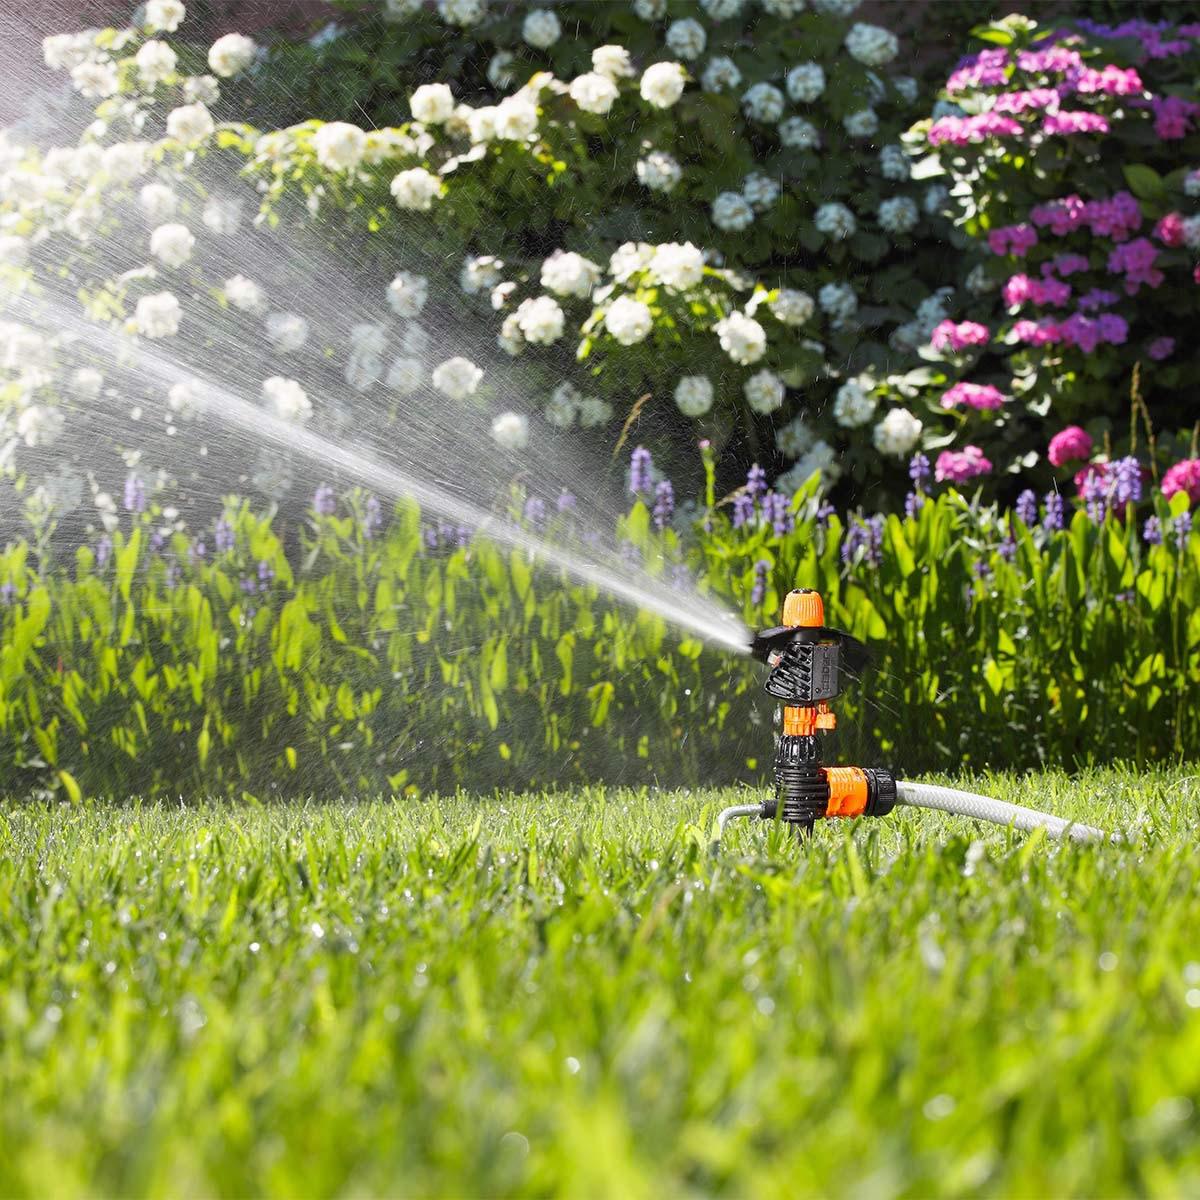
[896,780,1111,844]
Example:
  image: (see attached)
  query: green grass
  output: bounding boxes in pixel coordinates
[1,768,1199,1198]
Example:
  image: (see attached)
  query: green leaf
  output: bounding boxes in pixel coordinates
[1121,163,1164,202]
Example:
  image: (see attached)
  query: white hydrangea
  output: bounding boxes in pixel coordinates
[873,407,922,457]
[593,45,634,79]
[762,0,808,14]
[390,167,442,210]
[819,281,858,325]
[182,74,220,105]
[770,289,815,327]
[843,108,879,138]
[636,150,682,193]
[208,33,257,78]
[145,0,186,33]
[432,356,484,400]
[916,289,952,331]
[633,0,668,18]
[674,374,714,417]
[135,40,177,86]
[778,439,841,492]
[743,173,780,211]
[715,312,766,364]
[201,197,242,236]
[924,185,950,217]
[701,0,744,15]
[541,250,601,299]
[779,117,820,150]
[491,411,530,450]
[225,275,265,312]
[523,9,561,48]
[577,396,613,427]
[135,291,182,338]
[494,95,538,140]
[889,321,923,354]
[71,368,104,398]
[42,32,93,71]
[609,242,655,282]
[383,0,423,19]
[439,0,488,26]
[0,235,27,268]
[487,52,516,90]
[515,295,566,344]
[712,192,754,232]
[386,357,423,393]
[263,376,312,424]
[700,56,742,93]
[17,406,65,448]
[265,312,309,353]
[878,195,919,234]
[166,102,214,143]
[102,142,149,182]
[138,183,178,222]
[460,255,504,295]
[313,122,367,171]
[640,61,687,109]
[744,369,785,415]
[742,82,785,123]
[833,379,876,427]
[345,349,383,392]
[894,75,919,104]
[845,23,899,66]
[605,296,653,345]
[786,63,825,102]
[410,83,455,124]
[570,73,619,115]
[965,264,996,295]
[544,381,580,427]
[386,271,429,318]
[815,202,857,241]
[70,61,120,99]
[167,380,201,419]
[666,19,707,60]
[879,145,910,181]
[776,415,815,458]
[649,242,704,290]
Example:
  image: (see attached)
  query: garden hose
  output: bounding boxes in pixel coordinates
[712,588,1112,850]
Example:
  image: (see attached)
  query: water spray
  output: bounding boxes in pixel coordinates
[714,588,1111,848]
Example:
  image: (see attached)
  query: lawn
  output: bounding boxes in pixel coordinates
[1,767,1199,1197]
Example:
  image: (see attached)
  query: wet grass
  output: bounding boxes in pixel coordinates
[1,766,1199,1197]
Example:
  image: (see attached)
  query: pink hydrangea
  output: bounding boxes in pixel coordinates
[935,446,992,483]
[1017,46,1083,74]
[1002,273,1071,308]
[988,224,1038,256]
[940,382,1007,410]
[993,88,1061,114]
[931,320,991,352]
[1043,111,1110,135]
[1012,319,1061,345]
[1066,64,1143,95]
[928,113,1023,147]
[1151,95,1200,139]
[1043,253,1090,277]
[1077,287,1118,312]
[1162,458,1200,503]
[946,47,1010,93]
[1148,336,1175,361]
[1155,213,1185,247]
[1048,425,1093,467]
[1107,238,1163,294]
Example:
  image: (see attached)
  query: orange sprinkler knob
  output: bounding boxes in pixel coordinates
[815,703,837,731]
[823,766,869,818]
[782,706,818,736]
[781,588,824,629]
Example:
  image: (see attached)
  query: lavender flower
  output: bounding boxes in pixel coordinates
[745,464,767,500]
[669,563,693,591]
[149,529,166,553]
[619,540,641,568]
[0,582,14,605]
[761,490,793,536]
[1174,510,1192,546]
[96,536,112,569]
[123,474,146,514]
[972,558,992,579]
[1015,489,1038,526]
[842,514,885,568]
[257,560,275,592]
[904,491,924,519]
[732,492,756,528]
[1143,514,1162,545]
[909,452,930,486]
[313,484,336,516]
[751,558,771,605]
[524,496,547,526]
[214,518,235,553]
[652,480,675,530]
[998,535,1017,561]
[1043,491,1065,532]
[556,489,577,513]
[189,539,207,564]
[1109,456,1142,508]
[423,526,439,551]
[165,559,181,588]
[1080,469,1107,523]
[817,502,835,526]
[629,446,653,495]
[364,495,383,539]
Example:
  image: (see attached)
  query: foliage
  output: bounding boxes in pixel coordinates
[2,769,1200,1196]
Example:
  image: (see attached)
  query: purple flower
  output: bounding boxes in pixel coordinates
[745,464,767,500]
[189,539,207,564]
[239,577,257,594]
[1080,468,1107,523]
[842,514,884,568]
[0,582,14,605]
[363,495,383,539]
[652,480,675,530]
[1043,492,1065,532]
[165,560,181,589]
[1015,489,1038,526]
[909,452,930,486]
[1143,515,1162,545]
[817,502,835,526]
[1109,456,1142,508]
[149,529,166,553]
[123,474,146,514]
[751,559,771,606]
[669,563,693,591]
[998,535,1017,561]
[629,446,653,496]
[257,560,275,589]
[423,526,439,551]
[1174,511,1193,546]
[96,536,112,569]
[904,491,924,519]
[313,484,336,516]
[619,540,641,568]
[556,489,576,513]
[524,496,547,527]
[214,518,235,553]
[732,492,756,528]
[761,490,793,536]
[972,559,992,580]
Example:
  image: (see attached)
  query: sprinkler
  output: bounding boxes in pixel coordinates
[714,588,1112,847]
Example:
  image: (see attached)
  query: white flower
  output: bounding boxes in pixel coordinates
[410,83,455,124]
[770,289,815,326]
[545,381,580,427]
[0,235,27,267]
[138,183,177,222]
[666,19,706,60]
[933,100,965,120]
[136,40,177,86]
[438,0,488,26]
[145,0,186,32]
[71,368,104,398]
[778,440,840,492]
[569,73,619,115]
[715,312,766,364]
[150,223,194,269]
[786,63,825,102]
[889,321,923,354]
[593,45,634,79]
[577,396,612,427]
[498,313,524,355]
[350,323,387,356]
[225,275,265,312]
[744,370,785,414]
[384,0,423,19]
[252,452,293,501]
[135,291,181,338]
[878,195,919,234]
[345,350,382,392]
[636,150,681,193]
[845,23,899,66]
[263,376,312,423]
[712,192,754,232]
[776,416,815,458]
[515,295,565,344]
[400,324,430,357]
[541,251,601,299]
[924,185,950,217]
[873,407,922,456]
[390,167,442,211]
[432,356,484,400]
[386,357,423,393]
[208,33,256,77]
[491,410,530,450]
[387,271,429,318]
[16,405,65,448]
[762,0,808,14]
[640,61,687,109]
[779,117,820,149]
[701,55,742,93]
[313,122,367,171]
[701,0,744,17]
[466,106,498,142]
[609,242,654,282]
[461,255,504,295]
[894,75,919,103]
[365,128,417,163]
[166,102,214,143]
[494,95,538,140]
[632,0,668,19]
[202,197,243,235]
[523,9,561,48]
[917,289,952,331]
[649,242,704,290]
[674,374,714,417]
[265,311,309,352]
[605,296,653,345]
[166,379,201,418]
[815,202,857,241]
[833,379,875,427]
[487,51,516,90]
[819,281,858,325]
[182,74,220,104]
[844,108,878,138]
[743,173,780,211]
[965,264,996,295]
[71,60,119,99]
[742,82,785,123]
[103,142,149,182]
[42,32,93,71]
[879,144,910,181]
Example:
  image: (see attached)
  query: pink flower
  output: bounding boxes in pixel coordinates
[993,88,1061,114]
[1077,288,1118,312]
[1151,95,1200,139]
[1148,336,1175,361]
[1195,263,1200,285]
[1043,111,1110,135]
[1162,459,1200,503]
[1003,273,1071,308]
[931,320,990,352]
[1011,318,1061,345]
[1107,238,1163,294]
[1017,46,1083,74]
[988,224,1038,256]
[1048,425,1093,467]
[940,382,1007,410]
[935,446,992,483]
[946,48,1010,93]
[928,113,1022,147]
[1067,64,1143,95]
[1043,253,1090,277]
[1155,213,1185,247]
